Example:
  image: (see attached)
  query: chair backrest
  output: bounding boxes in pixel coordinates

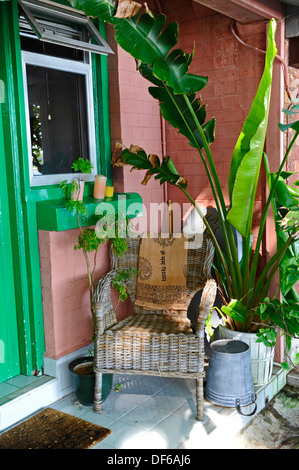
[112,233,214,313]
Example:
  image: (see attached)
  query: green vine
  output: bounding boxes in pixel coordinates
[111,268,137,302]
[111,267,138,315]
[59,157,132,338]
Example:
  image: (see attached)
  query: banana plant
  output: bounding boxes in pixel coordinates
[71,1,299,346]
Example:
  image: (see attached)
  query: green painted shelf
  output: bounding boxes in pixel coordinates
[36,192,143,231]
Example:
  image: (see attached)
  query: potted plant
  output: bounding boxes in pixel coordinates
[60,158,130,404]
[60,157,93,202]
[70,2,299,384]
[217,105,299,384]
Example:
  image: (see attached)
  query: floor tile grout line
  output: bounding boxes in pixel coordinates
[97,378,194,430]
[99,387,174,426]
[131,398,196,437]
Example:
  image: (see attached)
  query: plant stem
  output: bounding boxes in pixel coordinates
[181,93,242,296]
[75,203,96,339]
[180,186,233,298]
[251,235,296,308]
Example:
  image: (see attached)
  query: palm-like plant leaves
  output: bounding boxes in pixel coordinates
[72,0,207,95]
[72,0,215,179]
[150,85,215,148]
[138,63,214,149]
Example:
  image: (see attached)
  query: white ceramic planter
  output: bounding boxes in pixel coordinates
[219,325,275,386]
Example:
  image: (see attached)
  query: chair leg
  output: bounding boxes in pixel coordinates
[196,377,204,421]
[94,371,103,413]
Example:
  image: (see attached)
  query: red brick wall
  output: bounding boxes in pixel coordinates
[160,1,268,237]
[107,1,284,242]
[107,22,166,232]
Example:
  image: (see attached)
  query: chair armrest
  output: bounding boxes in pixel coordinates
[92,269,118,335]
[195,279,217,337]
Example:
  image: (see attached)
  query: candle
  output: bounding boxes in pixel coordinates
[105,185,114,198]
[93,175,107,199]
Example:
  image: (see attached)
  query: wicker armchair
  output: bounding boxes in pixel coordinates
[92,233,217,420]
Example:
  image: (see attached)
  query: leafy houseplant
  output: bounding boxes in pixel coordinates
[71,1,299,371]
[111,267,137,314]
[60,157,129,337]
[61,157,130,404]
[60,157,93,203]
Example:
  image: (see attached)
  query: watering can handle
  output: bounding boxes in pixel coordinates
[235,397,257,417]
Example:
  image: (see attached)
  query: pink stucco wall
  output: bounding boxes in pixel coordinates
[39,230,106,359]
[39,229,132,359]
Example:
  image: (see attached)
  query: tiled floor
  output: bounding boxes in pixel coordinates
[0,365,287,449]
[48,373,259,449]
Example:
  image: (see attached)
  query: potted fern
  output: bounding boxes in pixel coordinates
[70,2,299,385]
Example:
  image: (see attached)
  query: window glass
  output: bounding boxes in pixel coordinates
[21,35,85,61]
[26,64,89,176]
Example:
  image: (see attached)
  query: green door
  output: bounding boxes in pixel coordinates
[0,0,45,381]
[0,102,21,381]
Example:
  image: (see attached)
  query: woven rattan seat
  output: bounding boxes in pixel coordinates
[93,233,217,420]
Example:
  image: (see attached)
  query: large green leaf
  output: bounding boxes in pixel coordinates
[227,19,277,237]
[275,178,298,209]
[149,85,215,148]
[115,13,206,94]
[114,145,187,188]
[269,172,299,299]
[221,299,250,323]
[278,120,299,132]
[153,48,208,94]
[70,0,116,22]
[115,13,178,67]
[138,62,214,149]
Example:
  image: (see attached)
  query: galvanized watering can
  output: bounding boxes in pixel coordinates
[205,339,257,416]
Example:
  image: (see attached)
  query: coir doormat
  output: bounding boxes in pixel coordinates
[0,408,111,449]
